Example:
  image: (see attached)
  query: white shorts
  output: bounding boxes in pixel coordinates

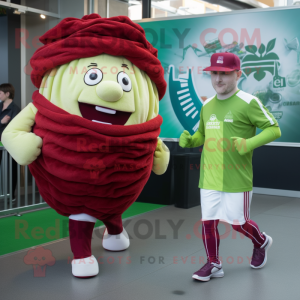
[200,189,253,225]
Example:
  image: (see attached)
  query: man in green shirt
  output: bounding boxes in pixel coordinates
[179,52,281,282]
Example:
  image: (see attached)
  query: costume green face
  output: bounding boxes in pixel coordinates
[39,54,159,125]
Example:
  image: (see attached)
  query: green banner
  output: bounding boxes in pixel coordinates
[138,7,300,144]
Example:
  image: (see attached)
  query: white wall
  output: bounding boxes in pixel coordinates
[96,0,128,17]
[109,0,128,17]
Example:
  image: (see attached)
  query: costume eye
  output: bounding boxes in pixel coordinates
[117,72,132,92]
[84,68,103,86]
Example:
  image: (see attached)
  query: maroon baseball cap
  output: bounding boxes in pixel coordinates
[203,52,240,72]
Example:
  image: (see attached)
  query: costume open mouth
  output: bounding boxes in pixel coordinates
[79,102,132,126]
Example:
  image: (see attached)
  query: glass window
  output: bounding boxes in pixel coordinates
[128,0,231,20]
[128,0,142,20]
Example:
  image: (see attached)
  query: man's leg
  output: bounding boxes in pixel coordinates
[232,220,266,248]
[202,219,220,264]
[231,191,266,247]
[193,219,224,281]
[231,191,273,268]
[193,189,224,281]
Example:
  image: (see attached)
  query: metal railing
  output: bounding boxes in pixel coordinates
[0,145,48,217]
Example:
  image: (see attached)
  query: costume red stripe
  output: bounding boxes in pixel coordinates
[247,192,249,220]
[246,192,248,220]
[244,192,248,221]
[28,91,162,221]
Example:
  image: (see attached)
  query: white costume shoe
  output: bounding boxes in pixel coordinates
[102,227,130,251]
[71,255,99,278]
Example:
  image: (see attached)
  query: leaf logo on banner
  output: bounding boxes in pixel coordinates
[168,66,203,134]
[241,38,279,81]
[266,38,276,53]
[180,45,205,62]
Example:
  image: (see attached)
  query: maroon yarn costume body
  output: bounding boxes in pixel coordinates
[27,14,167,235]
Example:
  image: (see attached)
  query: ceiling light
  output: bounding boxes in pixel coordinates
[40,14,46,19]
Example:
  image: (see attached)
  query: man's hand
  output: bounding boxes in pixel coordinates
[179,130,192,148]
[230,136,249,156]
[1,115,11,124]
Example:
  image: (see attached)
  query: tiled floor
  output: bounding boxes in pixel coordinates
[0,193,299,300]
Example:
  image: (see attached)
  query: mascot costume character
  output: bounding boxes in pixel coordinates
[2,14,170,278]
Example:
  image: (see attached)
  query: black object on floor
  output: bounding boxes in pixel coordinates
[172,153,201,209]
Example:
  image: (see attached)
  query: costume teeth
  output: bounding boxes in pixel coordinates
[95,106,116,114]
[92,120,112,125]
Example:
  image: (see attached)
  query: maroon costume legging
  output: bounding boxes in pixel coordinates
[202,194,266,264]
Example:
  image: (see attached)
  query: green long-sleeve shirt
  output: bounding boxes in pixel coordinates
[185,89,281,192]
